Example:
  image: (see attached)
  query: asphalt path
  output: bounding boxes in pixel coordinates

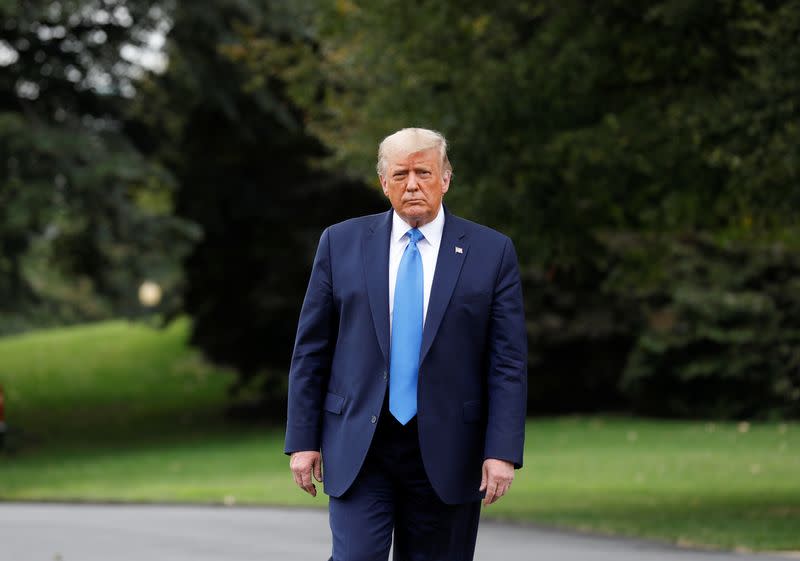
[0,502,791,561]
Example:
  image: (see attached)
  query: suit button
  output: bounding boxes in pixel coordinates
[370,415,377,424]
[382,369,388,381]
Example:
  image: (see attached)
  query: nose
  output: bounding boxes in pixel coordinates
[405,172,419,191]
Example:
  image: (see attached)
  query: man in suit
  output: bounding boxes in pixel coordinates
[285,128,527,561]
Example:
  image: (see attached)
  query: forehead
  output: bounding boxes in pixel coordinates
[386,148,441,170]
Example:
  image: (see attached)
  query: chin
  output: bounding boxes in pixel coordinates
[403,210,427,221]
[404,206,428,216]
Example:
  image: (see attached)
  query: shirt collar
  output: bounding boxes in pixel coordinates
[392,205,445,249]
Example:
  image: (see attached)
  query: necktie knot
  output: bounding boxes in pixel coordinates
[407,228,423,245]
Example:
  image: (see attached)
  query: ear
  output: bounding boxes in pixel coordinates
[441,170,451,195]
[379,174,390,197]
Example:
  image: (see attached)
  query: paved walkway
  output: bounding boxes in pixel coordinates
[0,503,789,561]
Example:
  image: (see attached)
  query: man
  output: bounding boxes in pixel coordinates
[285,128,527,561]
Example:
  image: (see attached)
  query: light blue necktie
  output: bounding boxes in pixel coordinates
[390,228,424,425]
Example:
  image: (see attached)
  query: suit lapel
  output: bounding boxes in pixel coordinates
[420,212,468,366]
[363,210,393,368]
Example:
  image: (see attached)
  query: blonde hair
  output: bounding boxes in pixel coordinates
[376,128,452,177]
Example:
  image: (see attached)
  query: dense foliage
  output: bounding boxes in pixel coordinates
[0,0,195,332]
[2,0,798,418]
[132,2,385,413]
[617,236,800,418]
[230,0,800,417]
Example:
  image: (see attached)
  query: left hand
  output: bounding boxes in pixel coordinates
[479,458,515,506]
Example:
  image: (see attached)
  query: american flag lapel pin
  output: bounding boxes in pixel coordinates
[455,246,463,254]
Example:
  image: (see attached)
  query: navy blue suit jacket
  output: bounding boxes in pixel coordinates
[284,207,527,504]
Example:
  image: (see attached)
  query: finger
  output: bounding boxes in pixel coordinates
[302,479,317,496]
[291,462,306,487]
[314,458,323,482]
[290,457,302,479]
[300,466,317,496]
[295,476,316,496]
[479,464,488,491]
[299,464,311,486]
[484,482,498,506]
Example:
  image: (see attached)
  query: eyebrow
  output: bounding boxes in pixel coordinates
[392,165,431,174]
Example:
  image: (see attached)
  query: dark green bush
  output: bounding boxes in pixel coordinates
[616,236,800,419]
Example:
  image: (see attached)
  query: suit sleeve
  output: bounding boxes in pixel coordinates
[484,236,528,468]
[284,227,337,454]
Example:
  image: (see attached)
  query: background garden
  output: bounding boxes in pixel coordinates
[1,0,798,551]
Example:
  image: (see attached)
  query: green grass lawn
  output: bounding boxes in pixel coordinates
[1,319,798,551]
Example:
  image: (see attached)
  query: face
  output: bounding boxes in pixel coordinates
[379,148,451,227]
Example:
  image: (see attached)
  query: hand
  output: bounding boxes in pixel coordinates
[290,451,323,497]
[479,458,514,506]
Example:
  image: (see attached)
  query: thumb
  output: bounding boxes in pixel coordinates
[314,457,323,482]
[479,463,488,491]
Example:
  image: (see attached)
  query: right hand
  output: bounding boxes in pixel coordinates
[290,451,323,497]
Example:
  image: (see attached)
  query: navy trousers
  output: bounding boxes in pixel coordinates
[328,403,481,561]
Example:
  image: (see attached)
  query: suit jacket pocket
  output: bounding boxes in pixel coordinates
[463,400,482,423]
[323,392,345,415]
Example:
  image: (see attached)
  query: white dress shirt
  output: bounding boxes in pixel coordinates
[388,205,445,332]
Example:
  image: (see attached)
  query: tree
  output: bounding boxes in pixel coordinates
[0,0,194,332]
[133,1,385,415]
[230,0,800,417]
